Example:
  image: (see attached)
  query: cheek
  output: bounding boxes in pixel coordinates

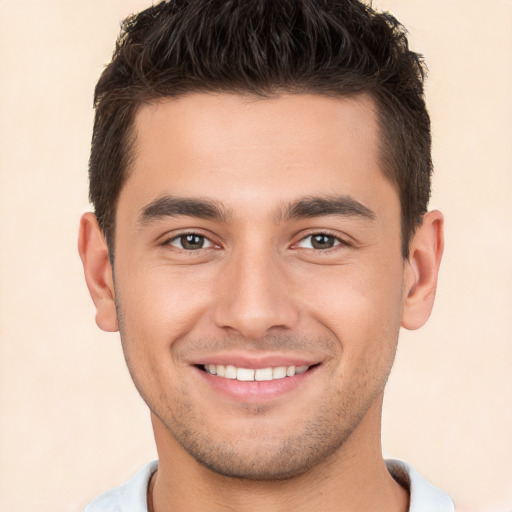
[296,256,405,351]
[114,265,215,403]
[300,262,404,405]
[114,262,217,348]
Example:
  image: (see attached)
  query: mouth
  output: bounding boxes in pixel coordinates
[199,363,315,381]
[192,353,323,404]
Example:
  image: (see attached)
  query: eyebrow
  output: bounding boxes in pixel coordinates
[279,195,376,222]
[137,195,230,225]
[137,193,376,227]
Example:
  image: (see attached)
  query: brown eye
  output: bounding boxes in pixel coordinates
[311,234,336,249]
[296,233,341,250]
[169,233,213,250]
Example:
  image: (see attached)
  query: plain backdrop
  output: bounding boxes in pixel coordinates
[0,1,511,511]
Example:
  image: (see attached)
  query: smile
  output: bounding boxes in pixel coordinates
[202,364,309,381]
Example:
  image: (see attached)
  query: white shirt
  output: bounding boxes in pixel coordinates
[84,459,454,512]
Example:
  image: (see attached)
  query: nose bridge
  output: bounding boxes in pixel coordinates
[212,238,299,339]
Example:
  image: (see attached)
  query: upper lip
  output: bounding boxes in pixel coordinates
[190,352,322,369]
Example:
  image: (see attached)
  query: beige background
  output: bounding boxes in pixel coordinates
[0,1,511,511]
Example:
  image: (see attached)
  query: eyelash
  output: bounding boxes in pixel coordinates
[164,232,218,252]
[163,230,349,252]
[293,231,350,251]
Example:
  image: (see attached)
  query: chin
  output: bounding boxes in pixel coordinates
[164,411,357,481]
[184,442,333,481]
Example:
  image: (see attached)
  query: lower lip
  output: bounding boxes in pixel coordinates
[194,366,318,402]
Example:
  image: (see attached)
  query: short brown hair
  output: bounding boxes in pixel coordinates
[90,0,432,258]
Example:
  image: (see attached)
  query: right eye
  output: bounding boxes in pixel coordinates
[167,233,215,251]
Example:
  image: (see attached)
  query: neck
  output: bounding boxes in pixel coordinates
[149,399,409,512]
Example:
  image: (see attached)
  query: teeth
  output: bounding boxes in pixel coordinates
[255,368,273,381]
[203,364,311,381]
[272,366,287,379]
[224,365,237,379]
[237,368,255,381]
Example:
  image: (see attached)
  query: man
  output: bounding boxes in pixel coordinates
[79,0,453,510]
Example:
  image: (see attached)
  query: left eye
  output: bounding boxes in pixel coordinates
[168,234,215,250]
[296,233,341,250]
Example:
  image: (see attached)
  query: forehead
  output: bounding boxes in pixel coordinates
[119,92,398,223]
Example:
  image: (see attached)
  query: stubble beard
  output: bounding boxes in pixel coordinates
[116,299,399,481]
[121,338,396,482]
[152,378,383,481]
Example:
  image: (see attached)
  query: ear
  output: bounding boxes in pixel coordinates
[78,212,119,332]
[401,210,444,330]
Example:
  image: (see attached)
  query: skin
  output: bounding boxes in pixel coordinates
[79,92,444,512]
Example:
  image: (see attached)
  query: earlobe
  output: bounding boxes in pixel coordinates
[401,210,444,330]
[78,212,119,332]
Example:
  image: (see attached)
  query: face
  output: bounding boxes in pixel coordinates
[112,93,407,479]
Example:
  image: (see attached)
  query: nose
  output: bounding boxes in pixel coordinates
[211,246,300,339]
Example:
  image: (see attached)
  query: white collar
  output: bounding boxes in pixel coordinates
[386,459,455,512]
[84,459,454,512]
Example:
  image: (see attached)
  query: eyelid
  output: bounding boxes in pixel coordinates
[169,234,215,249]
[292,230,351,250]
[161,229,221,250]
[158,228,352,252]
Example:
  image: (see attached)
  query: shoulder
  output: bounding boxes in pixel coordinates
[83,461,158,512]
[385,459,455,512]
